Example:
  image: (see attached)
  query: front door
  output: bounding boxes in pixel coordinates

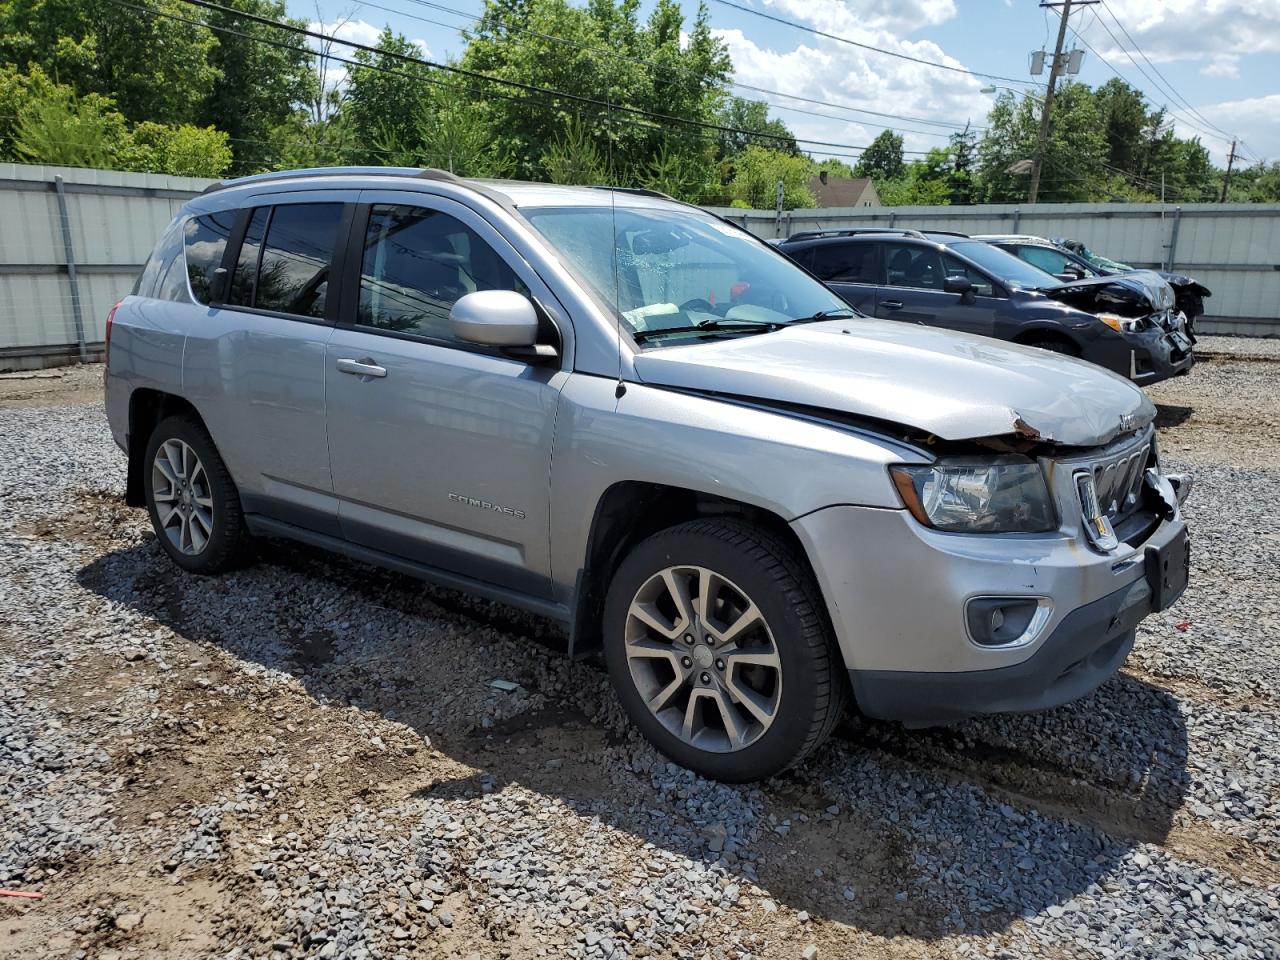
[324,192,566,599]
[875,242,995,339]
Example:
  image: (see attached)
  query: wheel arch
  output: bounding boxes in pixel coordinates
[1010,326,1083,355]
[125,389,208,507]
[568,481,824,658]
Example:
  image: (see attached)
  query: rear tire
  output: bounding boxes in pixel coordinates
[603,519,845,782]
[143,415,251,574]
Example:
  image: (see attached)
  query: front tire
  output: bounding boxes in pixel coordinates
[143,414,251,574]
[603,519,845,782]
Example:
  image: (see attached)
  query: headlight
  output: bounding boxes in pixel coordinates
[889,459,1057,533]
[1097,311,1147,333]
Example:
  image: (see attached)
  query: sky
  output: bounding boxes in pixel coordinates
[290,0,1279,170]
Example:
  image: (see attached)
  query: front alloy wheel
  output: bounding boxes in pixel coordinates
[625,565,782,752]
[604,519,845,782]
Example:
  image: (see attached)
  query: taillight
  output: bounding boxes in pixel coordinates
[104,299,122,365]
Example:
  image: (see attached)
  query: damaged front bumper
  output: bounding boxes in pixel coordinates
[1086,314,1195,387]
[790,436,1190,726]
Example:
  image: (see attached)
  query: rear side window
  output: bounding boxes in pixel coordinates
[136,218,184,298]
[229,208,269,307]
[810,242,877,283]
[183,211,236,303]
[229,203,342,319]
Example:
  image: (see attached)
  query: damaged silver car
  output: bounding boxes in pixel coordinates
[104,169,1192,782]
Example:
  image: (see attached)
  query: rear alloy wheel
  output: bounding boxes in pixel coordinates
[151,437,215,556]
[143,415,251,574]
[604,519,845,782]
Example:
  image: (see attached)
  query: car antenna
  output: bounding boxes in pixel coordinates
[606,93,626,399]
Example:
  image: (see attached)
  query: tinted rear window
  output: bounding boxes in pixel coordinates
[229,208,269,307]
[254,204,342,318]
[184,211,237,304]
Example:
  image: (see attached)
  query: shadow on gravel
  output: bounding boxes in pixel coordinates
[78,536,1191,940]
[1155,403,1194,428]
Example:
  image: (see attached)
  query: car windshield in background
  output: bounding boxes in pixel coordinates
[1077,245,1135,272]
[522,203,851,345]
[948,240,1062,291]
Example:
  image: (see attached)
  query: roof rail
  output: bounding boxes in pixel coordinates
[200,166,464,195]
[925,229,971,238]
[590,185,678,202]
[785,227,926,242]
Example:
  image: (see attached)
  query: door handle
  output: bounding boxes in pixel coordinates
[335,357,387,378]
[880,300,904,310]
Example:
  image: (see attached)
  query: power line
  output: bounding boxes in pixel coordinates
[1078,7,1236,147]
[99,0,932,170]
[707,0,1044,87]
[1099,0,1236,143]
[174,0,899,155]
[361,0,981,137]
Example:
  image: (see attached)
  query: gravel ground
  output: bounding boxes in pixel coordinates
[2,353,1279,960]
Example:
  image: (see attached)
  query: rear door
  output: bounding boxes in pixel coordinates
[806,240,879,313]
[323,191,567,600]
[182,192,354,535]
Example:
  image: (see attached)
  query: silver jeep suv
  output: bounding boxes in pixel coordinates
[104,167,1191,782]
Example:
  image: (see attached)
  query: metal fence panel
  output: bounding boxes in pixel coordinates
[2,164,1278,370]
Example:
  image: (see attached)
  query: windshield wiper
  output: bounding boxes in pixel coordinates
[631,318,781,343]
[788,308,857,324]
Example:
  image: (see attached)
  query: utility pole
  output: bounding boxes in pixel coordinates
[1028,0,1097,203]
[1220,140,1237,202]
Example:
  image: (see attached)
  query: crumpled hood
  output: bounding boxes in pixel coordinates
[633,319,1155,448]
[1045,272,1175,315]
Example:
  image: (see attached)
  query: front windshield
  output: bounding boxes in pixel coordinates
[1078,245,1134,272]
[949,240,1062,290]
[521,203,851,344]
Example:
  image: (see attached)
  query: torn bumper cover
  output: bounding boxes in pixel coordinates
[1047,276,1195,386]
[792,491,1189,726]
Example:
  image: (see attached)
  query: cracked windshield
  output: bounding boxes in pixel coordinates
[523,203,850,344]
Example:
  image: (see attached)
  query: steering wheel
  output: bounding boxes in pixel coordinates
[678,298,715,313]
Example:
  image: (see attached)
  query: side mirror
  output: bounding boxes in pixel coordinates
[943,275,973,295]
[449,290,557,362]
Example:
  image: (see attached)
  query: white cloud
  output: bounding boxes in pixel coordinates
[1080,0,1280,63]
[1200,55,1240,79]
[307,18,434,98]
[713,14,992,166]
[1172,93,1280,164]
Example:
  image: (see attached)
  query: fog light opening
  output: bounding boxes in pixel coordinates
[966,597,1052,648]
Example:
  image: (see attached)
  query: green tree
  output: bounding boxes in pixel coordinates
[344,28,436,163]
[717,97,796,157]
[462,0,731,180]
[729,145,814,209]
[122,121,234,177]
[542,113,611,184]
[976,84,1105,202]
[417,77,508,177]
[855,130,904,181]
[197,0,316,169]
[11,82,125,167]
[0,0,218,125]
